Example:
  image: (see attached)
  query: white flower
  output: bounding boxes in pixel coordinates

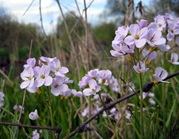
[133,61,149,73]
[29,109,40,120]
[149,98,156,105]
[168,53,179,65]
[153,67,168,82]
[32,129,42,139]
[0,92,5,108]
[20,67,35,89]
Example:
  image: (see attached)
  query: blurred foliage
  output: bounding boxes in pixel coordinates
[0,13,50,76]
[56,12,86,47]
[1,0,179,76]
[93,23,116,46]
[151,0,179,15]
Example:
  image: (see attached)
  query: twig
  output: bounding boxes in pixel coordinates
[68,71,179,138]
[83,0,94,11]
[74,0,82,17]
[39,0,47,37]
[29,40,33,58]
[83,0,91,138]
[56,0,80,80]
[0,69,13,87]
[13,90,27,138]
[23,0,35,16]
[0,121,61,133]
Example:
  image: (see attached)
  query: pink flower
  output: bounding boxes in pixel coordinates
[124,24,148,48]
[146,29,166,47]
[133,61,149,73]
[39,56,56,67]
[29,109,40,120]
[153,67,168,82]
[20,67,35,89]
[83,79,101,96]
[13,105,24,114]
[154,15,166,31]
[34,65,53,87]
[50,77,69,96]
[168,53,179,65]
[50,58,69,77]
[24,58,36,69]
[32,129,42,139]
[0,92,5,108]
[71,89,82,97]
[142,49,157,62]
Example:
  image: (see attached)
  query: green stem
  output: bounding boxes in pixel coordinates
[47,91,54,127]
[162,83,166,136]
[0,107,15,117]
[46,90,55,139]
[139,73,144,138]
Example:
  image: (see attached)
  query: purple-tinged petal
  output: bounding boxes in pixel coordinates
[154,38,166,45]
[129,24,140,36]
[27,85,38,93]
[167,31,174,41]
[137,19,148,28]
[60,67,69,74]
[110,50,123,57]
[135,39,146,48]
[112,44,121,51]
[124,36,134,45]
[148,51,157,61]
[35,78,44,87]
[158,44,170,51]
[153,67,168,82]
[83,88,95,96]
[44,76,53,86]
[20,81,30,89]
[139,27,148,38]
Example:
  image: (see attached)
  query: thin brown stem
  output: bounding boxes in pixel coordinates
[0,69,13,87]
[39,0,47,37]
[56,0,80,80]
[0,121,61,133]
[23,0,35,16]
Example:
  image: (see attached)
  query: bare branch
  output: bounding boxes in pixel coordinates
[0,121,61,134]
[0,69,13,87]
[56,0,80,80]
[39,0,47,37]
[83,0,94,11]
[23,0,35,16]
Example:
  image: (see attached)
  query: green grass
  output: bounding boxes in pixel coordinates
[0,51,178,139]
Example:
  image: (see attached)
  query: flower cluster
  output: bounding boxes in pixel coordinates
[139,92,156,105]
[13,105,24,114]
[110,14,179,82]
[110,14,179,58]
[78,69,119,96]
[80,78,135,119]
[32,129,42,139]
[20,56,81,97]
[0,92,5,108]
[81,93,131,120]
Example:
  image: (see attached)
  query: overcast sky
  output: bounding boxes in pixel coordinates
[0,0,150,34]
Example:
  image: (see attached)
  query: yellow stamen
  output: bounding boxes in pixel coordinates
[153,79,158,84]
[126,56,132,62]
[38,117,42,120]
[146,60,151,66]
[37,90,42,94]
